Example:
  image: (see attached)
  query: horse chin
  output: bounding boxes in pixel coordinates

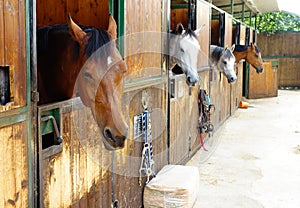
[256,68,263,73]
[186,80,196,86]
[102,136,125,151]
[227,77,237,83]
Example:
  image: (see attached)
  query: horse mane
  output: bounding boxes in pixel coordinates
[170,28,197,38]
[183,28,197,38]
[211,46,224,60]
[37,24,112,59]
[235,44,260,53]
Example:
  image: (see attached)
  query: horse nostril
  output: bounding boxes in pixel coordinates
[119,135,126,142]
[230,77,234,81]
[104,128,113,140]
[187,76,191,83]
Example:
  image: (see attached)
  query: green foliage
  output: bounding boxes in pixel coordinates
[246,11,300,34]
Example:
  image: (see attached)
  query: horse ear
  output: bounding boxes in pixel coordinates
[176,23,184,35]
[68,14,87,44]
[194,24,205,37]
[251,43,256,51]
[107,14,117,39]
[231,44,235,51]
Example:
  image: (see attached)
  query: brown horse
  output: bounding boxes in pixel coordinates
[233,43,264,73]
[37,14,128,150]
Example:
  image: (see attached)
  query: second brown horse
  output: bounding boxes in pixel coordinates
[233,43,264,73]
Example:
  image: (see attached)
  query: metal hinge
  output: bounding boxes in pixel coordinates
[31,91,39,102]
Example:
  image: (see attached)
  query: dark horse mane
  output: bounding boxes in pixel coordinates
[234,44,261,53]
[170,27,197,38]
[211,46,234,62]
[37,24,112,60]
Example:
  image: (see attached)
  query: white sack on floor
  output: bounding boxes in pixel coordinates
[144,165,199,208]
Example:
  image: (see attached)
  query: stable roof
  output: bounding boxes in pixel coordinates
[211,0,279,17]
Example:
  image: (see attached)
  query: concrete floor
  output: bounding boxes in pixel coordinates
[187,90,300,208]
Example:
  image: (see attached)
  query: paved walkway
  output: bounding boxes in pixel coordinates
[187,90,300,208]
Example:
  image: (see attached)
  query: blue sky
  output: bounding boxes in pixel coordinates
[277,0,300,16]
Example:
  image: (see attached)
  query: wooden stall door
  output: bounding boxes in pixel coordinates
[111,0,168,207]
[169,75,191,164]
[0,0,34,207]
[258,32,300,87]
[36,0,114,207]
[38,100,112,208]
[210,13,232,128]
[248,61,278,99]
[230,23,244,114]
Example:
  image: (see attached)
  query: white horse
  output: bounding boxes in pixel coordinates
[210,45,237,83]
[169,23,205,86]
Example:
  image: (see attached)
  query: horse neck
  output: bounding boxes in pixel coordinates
[233,49,248,63]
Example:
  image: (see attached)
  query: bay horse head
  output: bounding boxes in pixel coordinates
[210,45,237,83]
[169,23,205,86]
[37,14,128,150]
[69,15,129,150]
[233,43,264,73]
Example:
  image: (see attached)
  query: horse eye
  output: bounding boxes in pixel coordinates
[255,54,259,58]
[84,72,93,80]
[223,61,227,65]
[181,48,184,52]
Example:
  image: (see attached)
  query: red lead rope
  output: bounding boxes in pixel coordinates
[199,131,208,151]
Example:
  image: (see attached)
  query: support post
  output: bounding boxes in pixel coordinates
[230,0,234,15]
[241,2,245,22]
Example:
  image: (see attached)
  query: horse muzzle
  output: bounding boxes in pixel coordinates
[186,75,199,86]
[227,76,237,83]
[103,127,128,150]
[256,67,263,73]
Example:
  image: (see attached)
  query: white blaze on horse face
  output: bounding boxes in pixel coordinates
[178,34,200,85]
[218,52,237,83]
[221,56,236,82]
[107,56,113,65]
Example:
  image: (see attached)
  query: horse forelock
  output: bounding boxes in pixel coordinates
[223,48,235,59]
[83,27,112,60]
[183,28,197,38]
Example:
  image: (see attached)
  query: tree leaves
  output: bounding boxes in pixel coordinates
[245,11,300,35]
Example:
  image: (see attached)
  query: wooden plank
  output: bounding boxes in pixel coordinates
[169,76,190,164]
[230,62,243,113]
[0,126,4,208]
[125,0,162,81]
[211,20,220,45]
[239,24,246,45]
[39,103,112,207]
[36,0,67,27]
[113,83,168,207]
[0,122,29,207]
[5,124,17,208]
[171,8,188,30]
[224,14,232,47]
[248,61,278,99]
[37,0,109,29]
[258,32,300,87]
[197,1,210,67]
[68,0,109,29]
[4,0,26,107]
[0,0,4,64]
